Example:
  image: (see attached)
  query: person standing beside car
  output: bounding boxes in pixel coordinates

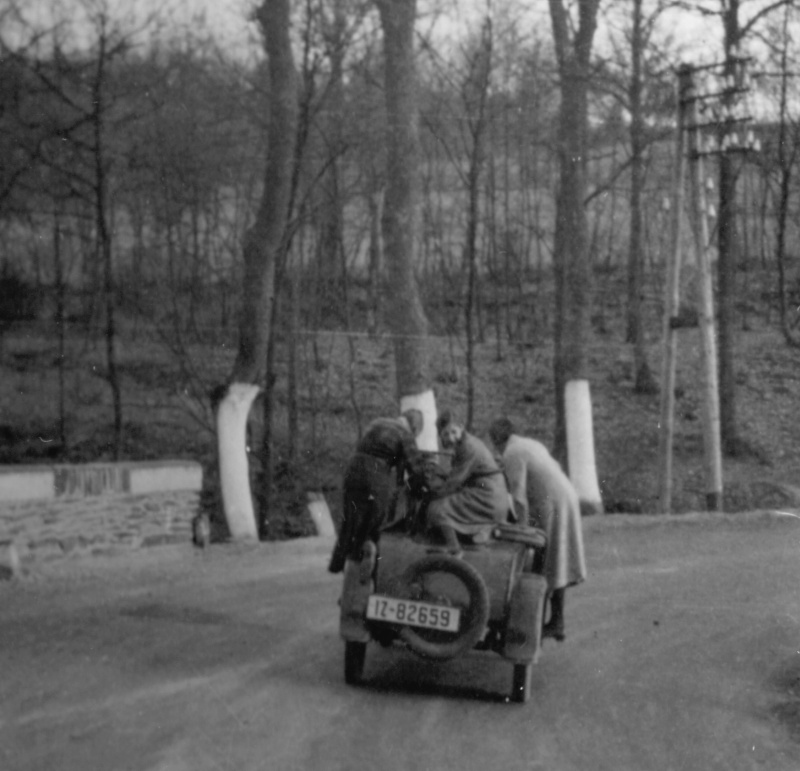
[328,409,424,574]
[489,417,587,641]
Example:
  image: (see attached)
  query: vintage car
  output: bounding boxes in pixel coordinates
[338,518,548,703]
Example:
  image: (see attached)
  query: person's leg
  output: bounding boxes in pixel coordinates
[328,487,356,573]
[542,587,566,641]
[341,459,390,564]
[343,466,395,582]
[367,472,396,542]
[349,490,378,562]
[426,503,464,557]
[438,523,463,557]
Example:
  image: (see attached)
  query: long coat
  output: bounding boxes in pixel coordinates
[426,431,509,536]
[328,417,421,573]
[502,434,586,591]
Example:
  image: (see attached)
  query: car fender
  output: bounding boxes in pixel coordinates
[502,572,548,663]
[339,560,372,643]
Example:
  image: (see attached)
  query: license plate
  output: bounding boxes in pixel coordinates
[366,595,460,632]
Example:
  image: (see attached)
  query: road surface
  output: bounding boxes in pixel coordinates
[2,512,800,771]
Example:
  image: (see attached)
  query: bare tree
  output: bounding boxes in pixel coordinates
[625,0,662,394]
[88,11,124,458]
[713,0,791,454]
[3,1,161,459]
[547,0,605,514]
[216,0,298,540]
[460,18,494,428]
[419,13,495,426]
[547,0,600,453]
[315,0,348,316]
[771,1,800,347]
[376,0,438,446]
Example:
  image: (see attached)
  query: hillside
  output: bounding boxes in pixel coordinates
[1,291,799,533]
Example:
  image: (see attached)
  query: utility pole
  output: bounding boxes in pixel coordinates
[685,70,723,512]
[658,66,689,515]
[658,59,758,513]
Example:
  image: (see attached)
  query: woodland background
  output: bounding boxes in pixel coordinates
[1,0,800,535]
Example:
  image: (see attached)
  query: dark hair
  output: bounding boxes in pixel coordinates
[436,410,453,433]
[489,417,515,447]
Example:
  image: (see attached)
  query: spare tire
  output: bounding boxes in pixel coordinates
[396,554,490,660]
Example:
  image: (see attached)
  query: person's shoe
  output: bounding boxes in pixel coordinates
[542,619,565,642]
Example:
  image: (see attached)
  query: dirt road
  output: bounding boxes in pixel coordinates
[3,512,800,771]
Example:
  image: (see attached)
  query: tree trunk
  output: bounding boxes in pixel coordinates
[464,158,479,429]
[548,0,597,459]
[551,75,590,461]
[316,1,346,321]
[287,242,301,463]
[92,41,123,462]
[53,210,67,450]
[462,18,492,430]
[717,147,739,454]
[548,0,603,513]
[366,187,384,336]
[377,0,437,449]
[717,0,742,454]
[775,3,800,348]
[626,0,658,394]
[216,0,298,540]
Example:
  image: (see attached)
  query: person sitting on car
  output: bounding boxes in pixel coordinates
[328,409,425,574]
[425,411,510,557]
[488,417,587,641]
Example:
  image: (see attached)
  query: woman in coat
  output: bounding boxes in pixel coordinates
[425,411,510,555]
[489,417,587,641]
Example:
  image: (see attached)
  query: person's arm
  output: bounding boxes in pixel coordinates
[399,431,423,471]
[436,443,479,497]
[503,453,529,522]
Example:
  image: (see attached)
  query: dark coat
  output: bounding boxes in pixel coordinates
[328,418,422,573]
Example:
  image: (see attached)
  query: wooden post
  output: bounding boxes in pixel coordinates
[658,66,689,514]
[686,71,724,512]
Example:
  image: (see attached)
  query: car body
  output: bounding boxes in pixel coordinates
[338,523,548,703]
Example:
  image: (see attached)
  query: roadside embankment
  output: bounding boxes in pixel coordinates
[0,461,202,572]
[0,461,336,577]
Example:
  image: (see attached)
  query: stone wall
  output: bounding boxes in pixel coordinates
[1,489,201,563]
[0,461,203,569]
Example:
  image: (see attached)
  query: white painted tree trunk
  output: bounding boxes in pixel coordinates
[565,379,604,515]
[216,383,260,540]
[400,389,438,452]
